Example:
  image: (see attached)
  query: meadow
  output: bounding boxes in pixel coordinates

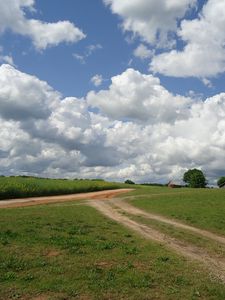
[1,202,225,300]
[128,186,225,235]
[0,176,126,200]
[1,182,225,299]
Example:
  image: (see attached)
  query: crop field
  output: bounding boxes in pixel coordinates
[0,176,126,200]
[1,184,225,299]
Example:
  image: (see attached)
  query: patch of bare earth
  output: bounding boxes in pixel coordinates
[31,296,49,300]
[0,189,133,209]
[45,250,61,258]
[21,293,92,300]
[30,293,69,300]
[94,261,114,269]
[89,200,225,284]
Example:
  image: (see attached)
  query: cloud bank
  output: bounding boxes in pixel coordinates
[0,64,225,184]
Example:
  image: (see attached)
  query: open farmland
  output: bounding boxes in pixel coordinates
[1,197,225,300]
[127,186,225,235]
[0,185,225,299]
[0,176,127,200]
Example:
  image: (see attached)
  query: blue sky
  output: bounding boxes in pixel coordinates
[0,0,225,184]
[2,0,223,98]
[1,0,132,97]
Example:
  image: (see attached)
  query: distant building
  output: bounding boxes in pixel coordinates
[167,181,182,188]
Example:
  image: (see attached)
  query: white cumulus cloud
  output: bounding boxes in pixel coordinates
[87,69,192,123]
[104,0,196,47]
[150,0,225,78]
[105,0,225,79]
[0,0,86,50]
[133,44,153,60]
[91,74,103,87]
[0,64,225,184]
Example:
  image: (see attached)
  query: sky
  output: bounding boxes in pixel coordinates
[0,0,225,184]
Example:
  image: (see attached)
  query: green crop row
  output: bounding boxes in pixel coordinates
[0,176,126,200]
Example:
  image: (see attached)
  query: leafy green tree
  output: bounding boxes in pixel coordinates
[217,176,225,187]
[125,179,135,185]
[183,169,207,188]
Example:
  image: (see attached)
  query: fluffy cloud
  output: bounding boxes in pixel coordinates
[0,0,85,50]
[133,44,153,60]
[0,64,57,120]
[105,0,225,79]
[104,0,196,46]
[150,0,225,78]
[0,64,225,184]
[0,54,15,66]
[0,47,15,66]
[87,69,192,123]
[91,74,103,87]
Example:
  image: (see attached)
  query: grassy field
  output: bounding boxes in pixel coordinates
[128,186,225,235]
[1,202,225,300]
[0,176,127,200]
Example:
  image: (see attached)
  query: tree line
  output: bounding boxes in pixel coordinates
[125,169,225,188]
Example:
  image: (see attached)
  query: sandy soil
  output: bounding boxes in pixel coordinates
[0,189,132,208]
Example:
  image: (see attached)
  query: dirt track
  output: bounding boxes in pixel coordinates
[2,189,225,283]
[89,198,225,283]
[0,189,132,208]
[111,199,225,246]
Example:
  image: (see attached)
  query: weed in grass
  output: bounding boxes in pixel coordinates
[0,230,19,246]
[157,256,170,263]
[22,273,35,282]
[1,256,28,272]
[123,245,139,255]
[95,240,118,251]
[127,273,154,289]
[124,234,133,238]
[1,271,16,281]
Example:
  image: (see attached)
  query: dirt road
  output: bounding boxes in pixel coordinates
[0,189,132,208]
[2,188,225,283]
[111,199,225,246]
[89,199,225,283]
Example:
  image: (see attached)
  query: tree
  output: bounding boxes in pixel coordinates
[183,169,207,188]
[125,179,135,185]
[217,176,225,187]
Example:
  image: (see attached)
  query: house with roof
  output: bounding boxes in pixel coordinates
[167,180,183,188]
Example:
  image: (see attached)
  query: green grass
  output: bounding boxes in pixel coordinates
[129,214,225,259]
[1,203,225,299]
[128,186,225,236]
[0,176,127,200]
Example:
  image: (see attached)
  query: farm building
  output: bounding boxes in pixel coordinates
[167,181,182,188]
